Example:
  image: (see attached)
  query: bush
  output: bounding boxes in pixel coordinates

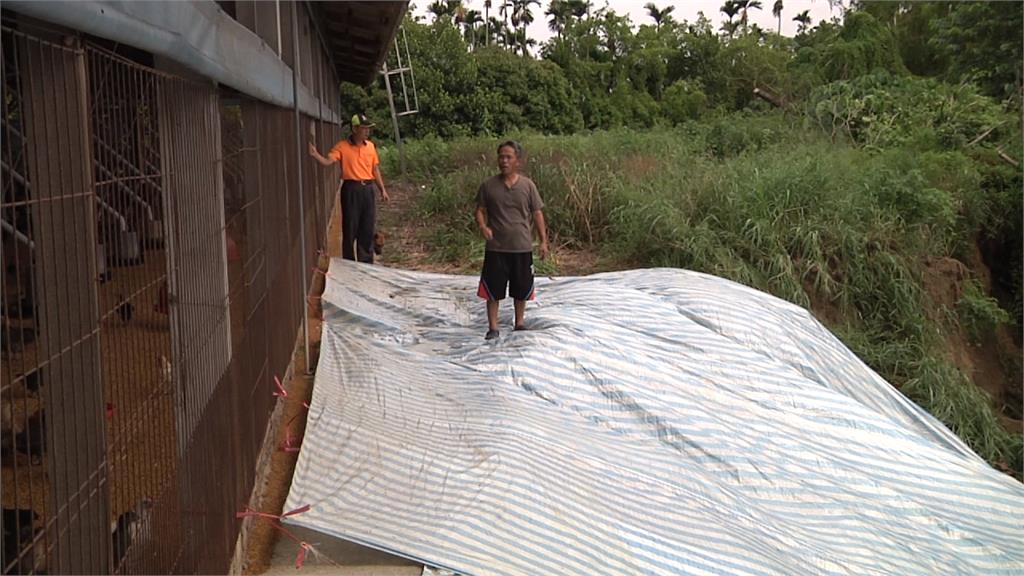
[661,80,707,124]
[958,280,1012,344]
[704,113,787,158]
[808,72,1010,150]
[714,33,795,109]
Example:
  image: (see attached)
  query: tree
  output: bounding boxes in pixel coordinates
[547,0,571,39]
[512,0,541,56]
[737,0,763,33]
[567,0,591,21]
[463,9,483,49]
[644,3,675,30]
[855,2,949,77]
[486,16,505,47]
[485,0,492,45]
[793,10,811,33]
[720,1,741,37]
[514,28,539,57]
[500,0,513,29]
[773,0,783,35]
[427,0,462,24]
[721,20,741,39]
[427,1,448,23]
[502,24,517,50]
[931,1,1023,101]
[791,11,905,83]
[721,1,741,23]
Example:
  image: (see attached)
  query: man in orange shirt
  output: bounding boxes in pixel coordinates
[309,114,390,263]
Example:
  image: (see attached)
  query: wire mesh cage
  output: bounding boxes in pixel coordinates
[1,9,343,574]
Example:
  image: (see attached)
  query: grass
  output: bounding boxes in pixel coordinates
[385,111,1023,476]
[959,279,1013,345]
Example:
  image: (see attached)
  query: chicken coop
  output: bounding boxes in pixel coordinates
[0,2,406,573]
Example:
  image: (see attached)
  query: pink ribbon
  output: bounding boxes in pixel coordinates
[273,375,288,398]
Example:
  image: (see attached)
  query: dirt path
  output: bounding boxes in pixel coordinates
[374,182,461,273]
[375,180,613,277]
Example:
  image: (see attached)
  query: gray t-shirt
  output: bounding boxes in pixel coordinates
[476,174,544,253]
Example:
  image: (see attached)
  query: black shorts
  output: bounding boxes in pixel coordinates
[477,251,535,301]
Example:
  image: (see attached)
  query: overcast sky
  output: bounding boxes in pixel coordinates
[412,0,843,42]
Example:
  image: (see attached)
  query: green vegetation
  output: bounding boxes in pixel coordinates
[365,0,1022,475]
[351,2,1021,139]
[959,280,1012,345]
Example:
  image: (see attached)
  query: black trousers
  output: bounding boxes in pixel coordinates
[340,180,377,263]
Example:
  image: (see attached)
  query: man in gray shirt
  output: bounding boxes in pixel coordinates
[475,140,549,340]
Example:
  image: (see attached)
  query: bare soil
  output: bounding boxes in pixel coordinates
[921,256,1023,432]
[241,202,338,575]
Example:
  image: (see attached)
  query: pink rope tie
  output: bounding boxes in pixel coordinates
[235,505,315,568]
[273,375,288,398]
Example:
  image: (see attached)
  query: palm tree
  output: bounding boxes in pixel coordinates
[567,0,590,21]
[427,0,462,24]
[772,0,783,35]
[487,16,504,46]
[720,0,740,37]
[427,0,448,23]
[500,0,513,30]
[721,19,740,38]
[503,25,517,50]
[737,0,762,33]
[546,0,571,39]
[512,28,538,57]
[484,0,492,45]
[513,0,540,56]
[793,9,811,34]
[720,1,740,26]
[644,2,675,30]
[464,9,483,48]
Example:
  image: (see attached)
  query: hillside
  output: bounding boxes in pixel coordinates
[374,114,1022,476]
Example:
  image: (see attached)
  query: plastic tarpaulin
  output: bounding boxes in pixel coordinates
[284,261,1024,575]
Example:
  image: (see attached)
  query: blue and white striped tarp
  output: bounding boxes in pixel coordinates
[284,261,1024,575]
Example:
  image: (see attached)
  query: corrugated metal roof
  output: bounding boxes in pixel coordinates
[315,1,407,86]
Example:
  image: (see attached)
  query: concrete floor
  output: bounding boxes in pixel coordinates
[264,525,422,576]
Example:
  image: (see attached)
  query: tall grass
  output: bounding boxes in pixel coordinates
[392,112,1022,475]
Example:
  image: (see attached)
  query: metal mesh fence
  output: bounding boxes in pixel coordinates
[2,14,341,574]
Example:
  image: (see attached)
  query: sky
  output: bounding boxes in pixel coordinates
[412,0,842,42]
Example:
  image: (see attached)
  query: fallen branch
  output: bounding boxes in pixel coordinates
[996,147,1020,167]
[753,86,786,109]
[967,122,1004,146]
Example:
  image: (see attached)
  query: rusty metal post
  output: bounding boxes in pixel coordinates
[381,59,406,175]
[291,1,310,374]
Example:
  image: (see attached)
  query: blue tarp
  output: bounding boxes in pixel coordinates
[285,262,1024,575]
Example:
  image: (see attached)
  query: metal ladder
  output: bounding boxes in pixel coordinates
[381,26,419,174]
